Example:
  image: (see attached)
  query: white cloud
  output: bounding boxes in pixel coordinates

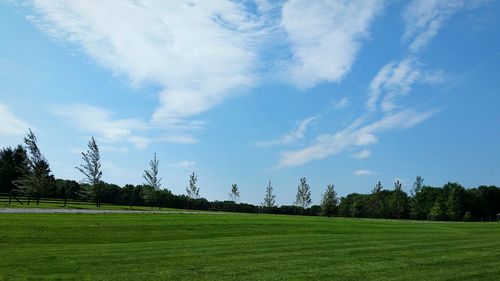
[402,0,486,53]
[0,103,31,136]
[277,108,438,167]
[352,149,371,159]
[255,116,317,146]
[30,0,267,122]
[281,0,385,88]
[367,57,444,112]
[354,169,376,176]
[331,97,350,110]
[52,103,196,149]
[171,160,196,168]
[100,146,129,153]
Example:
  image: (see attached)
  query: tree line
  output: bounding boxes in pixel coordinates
[1,130,499,221]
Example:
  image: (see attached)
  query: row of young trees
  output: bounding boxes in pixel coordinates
[1,130,499,220]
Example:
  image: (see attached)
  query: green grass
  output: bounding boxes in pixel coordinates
[1,213,499,280]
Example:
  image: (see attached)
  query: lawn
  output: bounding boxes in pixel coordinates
[0,213,499,280]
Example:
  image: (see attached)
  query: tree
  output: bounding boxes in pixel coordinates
[370,181,384,218]
[262,180,276,212]
[186,172,199,199]
[142,153,161,207]
[76,137,103,207]
[229,184,240,202]
[320,184,338,217]
[410,176,424,219]
[16,129,54,205]
[294,177,312,213]
[389,180,409,219]
[0,145,28,194]
[429,200,444,221]
[445,182,465,221]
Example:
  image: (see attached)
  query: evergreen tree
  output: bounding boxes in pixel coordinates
[229,184,240,202]
[320,184,338,217]
[0,145,28,194]
[142,153,161,207]
[76,137,103,207]
[294,177,312,213]
[16,129,54,205]
[262,180,276,212]
[186,172,199,199]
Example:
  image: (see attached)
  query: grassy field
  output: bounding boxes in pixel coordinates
[0,213,499,281]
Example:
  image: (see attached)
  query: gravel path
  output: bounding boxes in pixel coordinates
[0,208,220,214]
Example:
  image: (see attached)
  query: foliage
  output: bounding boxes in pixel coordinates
[320,184,338,217]
[228,184,240,202]
[294,177,312,210]
[15,129,54,204]
[76,137,103,206]
[186,172,200,199]
[142,153,162,205]
[0,145,28,194]
[262,180,276,212]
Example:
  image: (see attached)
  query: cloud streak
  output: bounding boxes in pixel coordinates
[52,103,196,149]
[0,103,31,136]
[255,116,317,146]
[277,108,438,167]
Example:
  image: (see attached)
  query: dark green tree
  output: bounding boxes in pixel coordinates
[320,184,338,217]
[370,181,384,218]
[0,145,28,194]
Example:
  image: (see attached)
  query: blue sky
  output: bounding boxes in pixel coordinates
[1,0,499,205]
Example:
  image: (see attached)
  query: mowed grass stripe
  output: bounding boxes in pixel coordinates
[1,213,499,280]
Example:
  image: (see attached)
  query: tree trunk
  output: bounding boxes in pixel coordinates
[27,197,31,205]
[64,198,67,207]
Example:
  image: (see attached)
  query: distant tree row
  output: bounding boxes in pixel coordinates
[1,130,499,220]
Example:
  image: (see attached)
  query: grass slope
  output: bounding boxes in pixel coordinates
[1,213,499,280]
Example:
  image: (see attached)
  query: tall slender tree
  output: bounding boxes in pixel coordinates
[229,184,240,202]
[186,172,199,199]
[16,129,53,205]
[294,177,312,213]
[410,176,424,219]
[370,181,384,218]
[262,180,276,212]
[76,137,103,207]
[390,180,408,219]
[143,153,161,207]
[321,184,338,217]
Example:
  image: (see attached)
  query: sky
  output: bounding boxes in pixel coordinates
[1,0,500,205]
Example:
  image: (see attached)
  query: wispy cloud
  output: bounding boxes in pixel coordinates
[331,97,350,110]
[277,108,438,167]
[255,116,317,146]
[402,0,487,53]
[353,169,376,176]
[171,160,196,168]
[30,0,269,123]
[52,103,196,149]
[367,57,444,112]
[281,0,385,88]
[352,149,371,159]
[0,103,31,136]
